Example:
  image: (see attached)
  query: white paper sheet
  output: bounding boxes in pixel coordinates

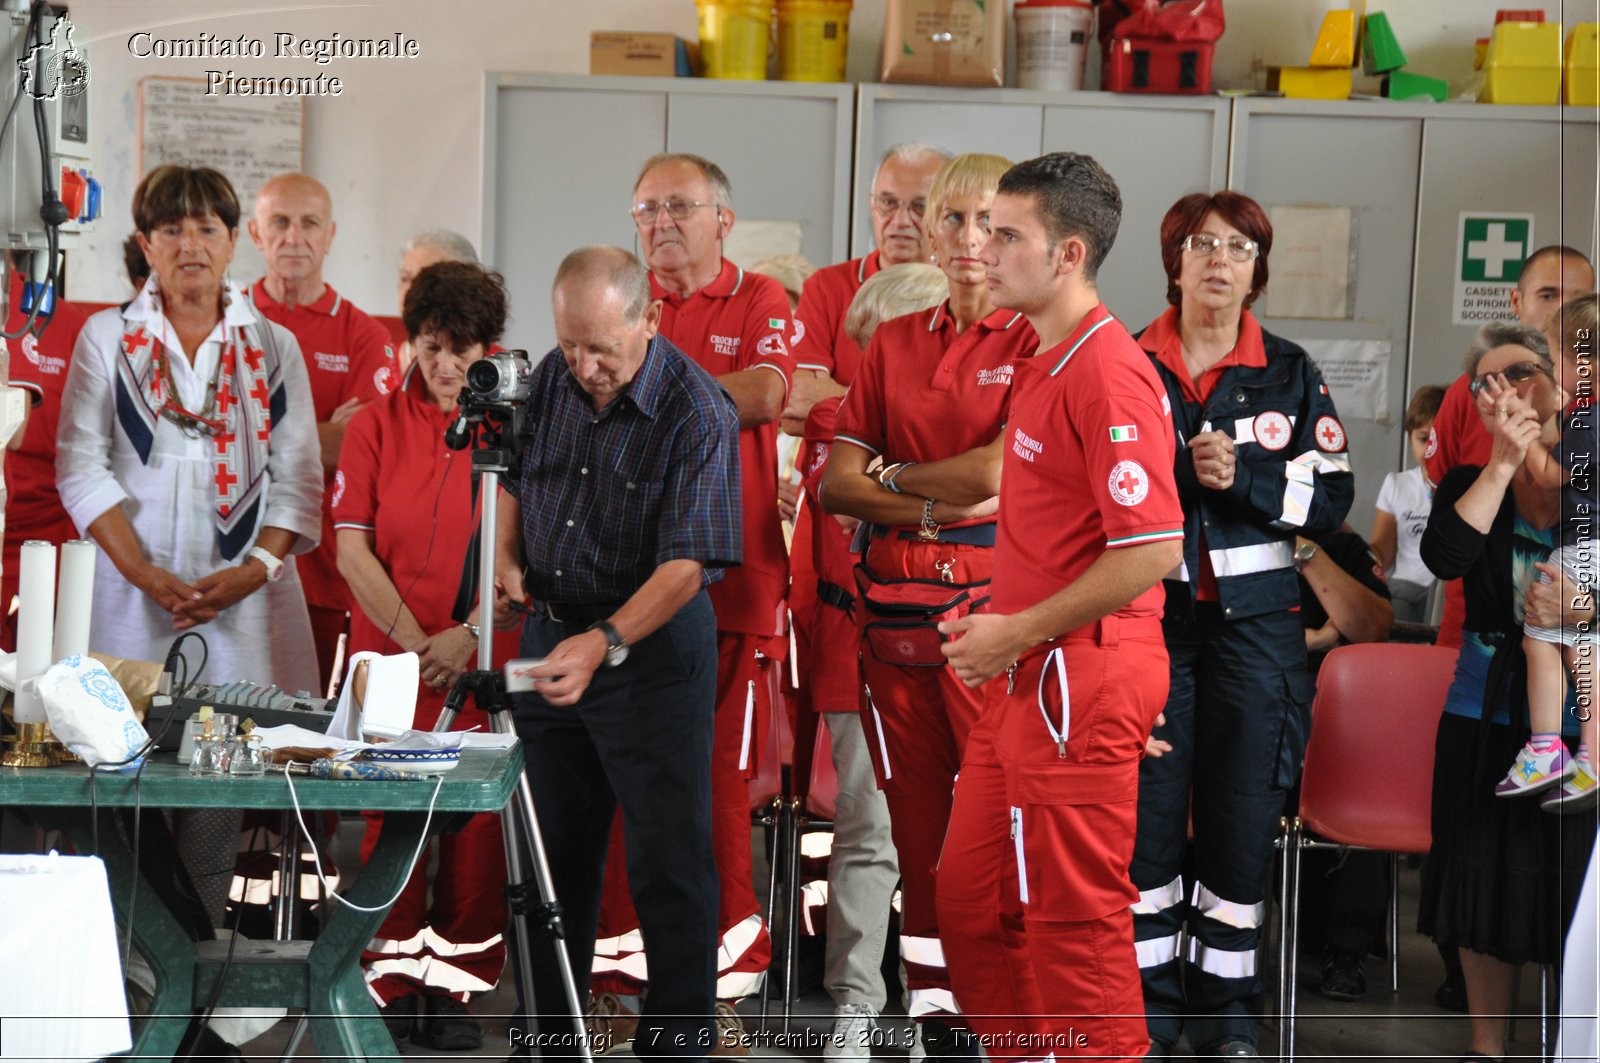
[1295,338,1392,423]
[1262,206,1354,320]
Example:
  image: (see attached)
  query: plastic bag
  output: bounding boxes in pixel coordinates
[39,655,149,767]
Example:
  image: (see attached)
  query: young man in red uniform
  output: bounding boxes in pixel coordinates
[247,172,396,692]
[935,153,1185,1063]
[2,267,90,648]
[584,153,793,1046]
[1424,246,1593,648]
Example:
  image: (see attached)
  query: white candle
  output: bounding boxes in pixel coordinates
[15,540,57,724]
[53,539,96,661]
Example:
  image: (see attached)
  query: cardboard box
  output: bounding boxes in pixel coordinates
[590,32,697,77]
[881,0,1006,88]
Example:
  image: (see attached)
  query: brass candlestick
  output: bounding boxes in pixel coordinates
[1,720,63,768]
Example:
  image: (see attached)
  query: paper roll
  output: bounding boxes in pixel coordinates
[15,540,57,724]
[54,539,96,661]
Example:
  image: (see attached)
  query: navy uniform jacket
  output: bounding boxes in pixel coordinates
[1138,307,1354,622]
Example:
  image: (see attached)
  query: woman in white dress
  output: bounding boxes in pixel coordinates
[57,165,321,693]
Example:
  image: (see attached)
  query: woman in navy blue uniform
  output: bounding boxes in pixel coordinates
[1130,191,1354,1059]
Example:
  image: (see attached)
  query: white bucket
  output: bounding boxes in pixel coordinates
[1015,0,1094,92]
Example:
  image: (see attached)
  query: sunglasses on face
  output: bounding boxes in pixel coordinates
[1468,361,1552,395]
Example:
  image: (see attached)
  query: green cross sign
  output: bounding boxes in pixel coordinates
[1460,216,1531,282]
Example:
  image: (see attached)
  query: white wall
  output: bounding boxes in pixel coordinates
[63,0,1582,324]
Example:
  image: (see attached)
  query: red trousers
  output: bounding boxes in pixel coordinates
[592,631,774,999]
[937,621,1167,1063]
[360,691,507,1003]
[857,536,994,1020]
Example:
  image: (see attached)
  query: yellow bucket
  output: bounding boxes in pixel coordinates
[777,0,852,82]
[697,0,775,80]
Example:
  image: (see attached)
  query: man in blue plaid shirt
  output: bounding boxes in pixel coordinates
[496,245,742,1058]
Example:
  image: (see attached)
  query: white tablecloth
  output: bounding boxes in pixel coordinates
[0,853,132,1061]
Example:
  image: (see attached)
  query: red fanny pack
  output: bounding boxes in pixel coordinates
[853,561,990,668]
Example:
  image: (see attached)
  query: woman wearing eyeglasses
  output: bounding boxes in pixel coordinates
[1129,191,1354,1059]
[1419,314,1599,1063]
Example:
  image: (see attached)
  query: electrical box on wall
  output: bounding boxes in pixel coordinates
[2,3,98,254]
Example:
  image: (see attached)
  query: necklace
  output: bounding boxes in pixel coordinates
[148,326,228,437]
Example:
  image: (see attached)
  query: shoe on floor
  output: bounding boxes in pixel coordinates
[711,1001,750,1057]
[419,993,483,1051]
[380,993,419,1049]
[585,992,640,1056]
[1435,973,1468,1012]
[1495,741,1573,796]
[1543,758,1600,812]
[1211,1040,1260,1058]
[825,1002,879,1063]
[1318,946,1368,1002]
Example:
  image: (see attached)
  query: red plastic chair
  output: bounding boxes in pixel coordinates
[1277,642,1457,1061]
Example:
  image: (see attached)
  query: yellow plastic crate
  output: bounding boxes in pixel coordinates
[1482,21,1562,105]
[1309,9,1357,68]
[1271,65,1353,100]
[1567,23,1599,106]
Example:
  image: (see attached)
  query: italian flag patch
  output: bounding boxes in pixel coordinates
[1109,425,1138,443]
[768,318,785,329]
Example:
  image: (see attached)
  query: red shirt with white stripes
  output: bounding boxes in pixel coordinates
[834,301,1037,530]
[990,304,1184,619]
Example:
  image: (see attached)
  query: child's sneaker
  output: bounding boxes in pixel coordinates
[1542,758,1600,812]
[1496,741,1574,797]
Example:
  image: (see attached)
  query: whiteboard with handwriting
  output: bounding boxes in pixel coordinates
[137,77,303,278]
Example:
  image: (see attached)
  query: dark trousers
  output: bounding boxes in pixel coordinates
[512,591,720,1059]
[1131,604,1314,1052]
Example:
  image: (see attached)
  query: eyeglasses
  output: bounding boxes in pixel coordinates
[870,193,927,221]
[1181,233,1260,262]
[1468,361,1553,395]
[630,199,719,224]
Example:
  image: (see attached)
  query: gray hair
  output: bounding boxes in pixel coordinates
[635,152,733,210]
[402,229,479,265]
[553,245,652,324]
[874,143,951,182]
[844,263,949,349]
[1464,319,1553,374]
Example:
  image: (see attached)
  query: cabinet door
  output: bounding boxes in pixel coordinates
[486,78,666,356]
[1042,98,1228,332]
[1411,110,1599,389]
[1231,103,1424,534]
[667,90,851,276]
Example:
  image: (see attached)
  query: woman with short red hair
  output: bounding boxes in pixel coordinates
[1130,191,1355,1059]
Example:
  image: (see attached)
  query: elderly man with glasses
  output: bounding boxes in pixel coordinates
[582,152,795,1056]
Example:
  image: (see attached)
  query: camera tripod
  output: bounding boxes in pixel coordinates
[435,397,591,1062]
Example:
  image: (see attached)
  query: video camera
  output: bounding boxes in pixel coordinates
[444,349,534,470]
[465,350,534,404]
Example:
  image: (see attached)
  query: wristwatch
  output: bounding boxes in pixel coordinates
[1293,540,1320,573]
[247,546,284,582]
[589,619,629,668]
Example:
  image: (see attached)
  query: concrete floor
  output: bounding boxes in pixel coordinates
[231,830,1558,1062]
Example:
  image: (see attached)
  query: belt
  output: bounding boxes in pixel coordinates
[539,600,625,626]
[872,524,998,547]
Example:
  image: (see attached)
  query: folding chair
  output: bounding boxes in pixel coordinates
[764,721,840,1023]
[1277,642,1457,1062]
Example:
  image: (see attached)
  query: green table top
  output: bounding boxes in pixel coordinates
[0,743,523,812]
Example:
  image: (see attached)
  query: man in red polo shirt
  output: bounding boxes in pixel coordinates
[581,153,792,1048]
[3,265,90,649]
[1424,245,1594,648]
[247,172,396,692]
[935,153,1185,1063]
[784,143,948,430]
